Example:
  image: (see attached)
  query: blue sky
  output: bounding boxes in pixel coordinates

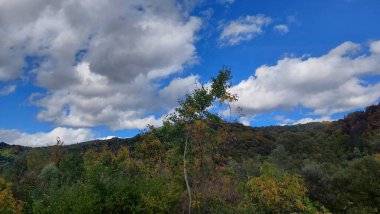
[1,0,380,146]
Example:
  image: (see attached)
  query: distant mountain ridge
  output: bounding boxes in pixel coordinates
[0,103,379,164]
[1,103,380,213]
[1,103,380,149]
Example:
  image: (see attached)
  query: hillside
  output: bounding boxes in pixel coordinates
[2,103,380,163]
[1,103,380,213]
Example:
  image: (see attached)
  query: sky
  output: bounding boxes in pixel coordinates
[1,0,380,146]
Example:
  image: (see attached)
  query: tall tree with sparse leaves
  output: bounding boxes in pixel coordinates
[166,68,237,214]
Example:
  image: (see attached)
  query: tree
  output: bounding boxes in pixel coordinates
[239,163,323,214]
[170,68,237,123]
[268,144,291,170]
[331,156,380,212]
[166,68,237,214]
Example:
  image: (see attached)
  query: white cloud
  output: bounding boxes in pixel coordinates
[219,14,272,45]
[0,0,201,83]
[31,63,197,130]
[293,116,332,125]
[0,0,202,130]
[0,127,95,147]
[274,115,295,125]
[231,40,380,118]
[370,40,380,54]
[275,115,332,126]
[97,136,119,140]
[0,85,16,96]
[159,75,200,107]
[239,116,253,126]
[273,24,289,34]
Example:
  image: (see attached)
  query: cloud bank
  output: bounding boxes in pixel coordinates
[231,40,380,119]
[0,0,201,130]
[0,127,95,147]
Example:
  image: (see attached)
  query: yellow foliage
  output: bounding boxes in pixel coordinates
[242,163,315,213]
[0,178,22,214]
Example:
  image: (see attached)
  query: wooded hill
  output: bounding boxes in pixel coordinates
[1,70,380,213]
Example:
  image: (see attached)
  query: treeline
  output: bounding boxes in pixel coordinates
[1,69,380,213]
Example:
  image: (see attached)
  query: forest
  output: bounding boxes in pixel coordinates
[1,69,380,213]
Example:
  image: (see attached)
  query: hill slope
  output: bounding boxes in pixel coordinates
[0,104,379,213]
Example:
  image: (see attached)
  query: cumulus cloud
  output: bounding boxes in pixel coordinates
[273,24,289,34]
[231,40,380,119]
[0,0,201,83]
[159,75,200,107]
[31,63,199,130]
[219,14,272,45]
[0,85,16,96]
[0,127,95,147]
[0,0,202,130]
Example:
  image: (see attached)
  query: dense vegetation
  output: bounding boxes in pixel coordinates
[1,69,380,213]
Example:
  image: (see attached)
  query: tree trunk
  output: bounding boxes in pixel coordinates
[183,134,192,214]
